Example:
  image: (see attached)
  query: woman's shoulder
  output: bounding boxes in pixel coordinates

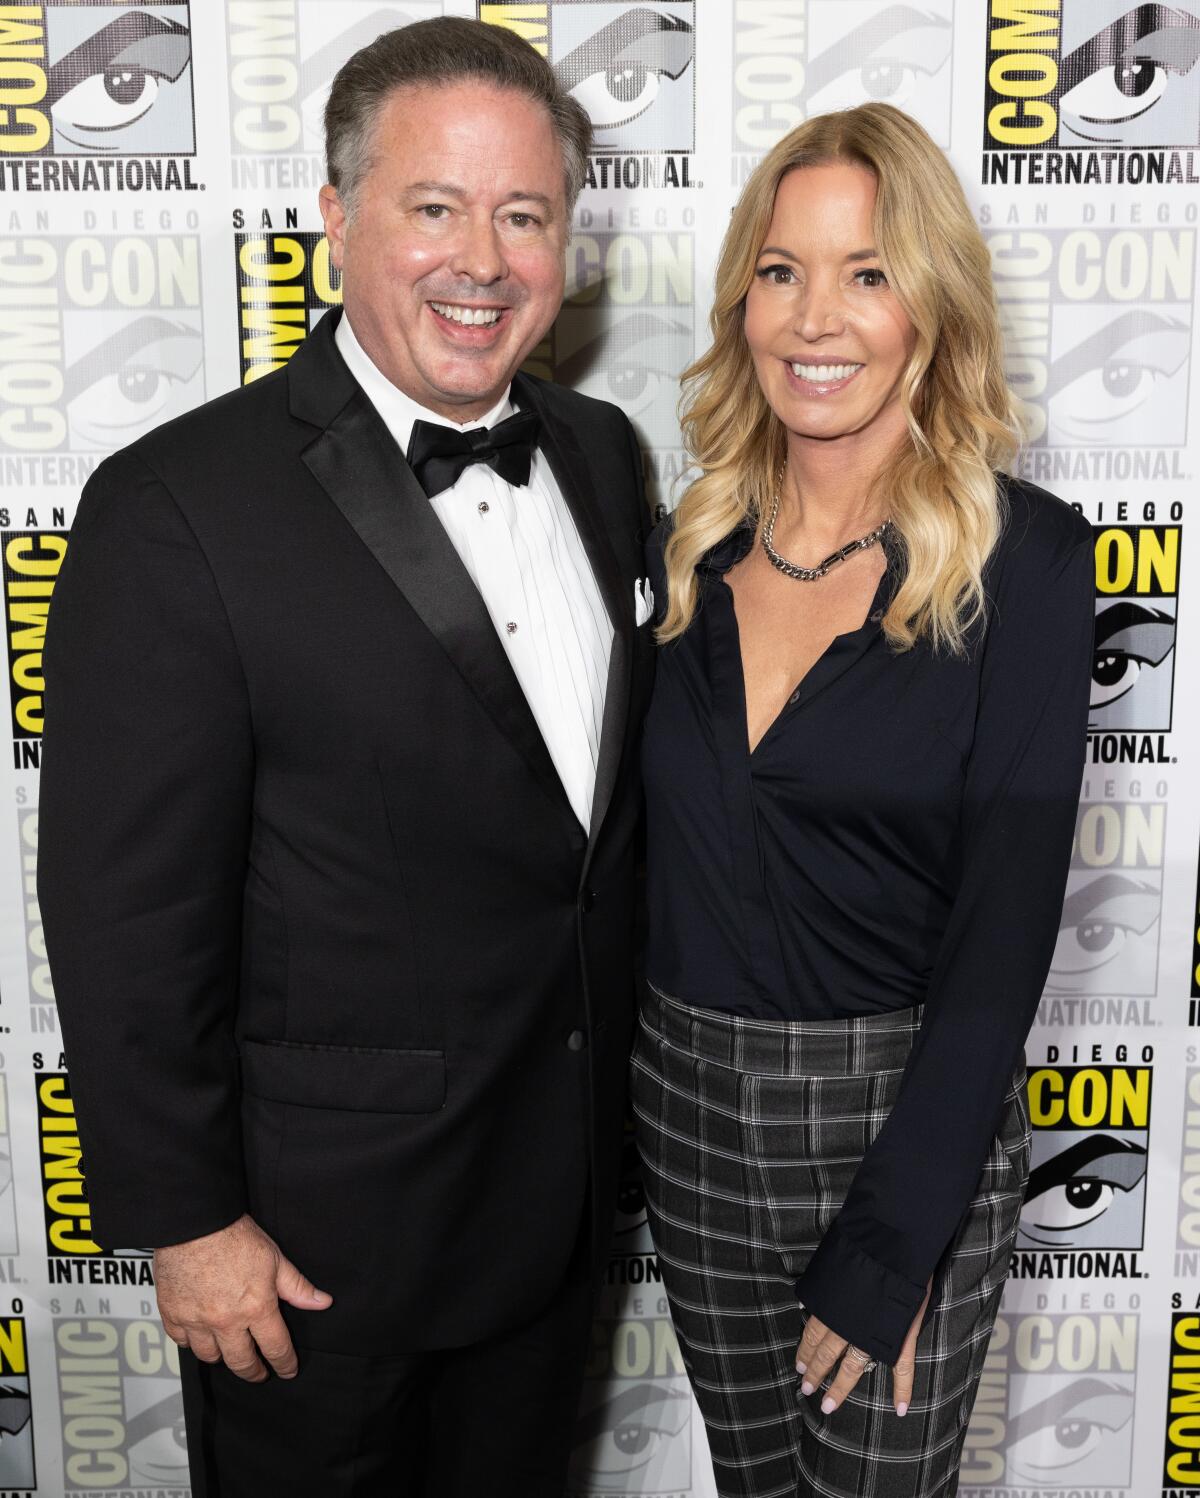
[992,474,1093,585]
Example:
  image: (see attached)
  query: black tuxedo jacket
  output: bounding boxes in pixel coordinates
[38,311,653,1354]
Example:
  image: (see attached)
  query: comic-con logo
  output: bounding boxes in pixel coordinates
[1050,800,1165,998]
[1091,526,1180,733]
[960,1311,1137,1490]
[1192,840,1200,1008]
[0,236,204,460]
[56,1318,186,1492]
[36,1070,153,1282]
[17,802,55,1024]
[0,1318,35,1492]
[0,2,197,191]
[1176,1069,1200,1265]
[234,229,340,384]
[1018,1066,1149,1254]
[984,1,1200,184]
[4,530,66,768]
[569,1293,690,1495]
[227,1,440,190]
[524,228,692,504]
[988,228,1193,451]
[482,0,694,186]
[731,0,954,180]
[0,1076,20,1259]
[1165,1312,1200,1490]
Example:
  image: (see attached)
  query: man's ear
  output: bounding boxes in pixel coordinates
[319,185,347,271]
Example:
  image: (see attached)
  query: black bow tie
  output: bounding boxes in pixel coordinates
[407,410,541,498]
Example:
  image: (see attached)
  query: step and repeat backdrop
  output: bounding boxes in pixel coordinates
[0,0,1195,1494]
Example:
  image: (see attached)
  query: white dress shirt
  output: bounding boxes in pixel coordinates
[335,313,614,830]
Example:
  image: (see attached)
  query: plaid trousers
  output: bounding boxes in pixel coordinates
[630,984,1029,1498]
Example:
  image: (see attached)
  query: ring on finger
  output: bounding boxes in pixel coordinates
[844,1345,878,1374]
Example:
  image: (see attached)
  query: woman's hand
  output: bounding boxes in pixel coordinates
[795,1281,932,1417]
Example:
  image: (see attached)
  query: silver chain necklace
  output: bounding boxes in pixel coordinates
[761,485,892,582]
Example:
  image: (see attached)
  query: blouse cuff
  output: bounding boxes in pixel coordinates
[795,1219,927,1365]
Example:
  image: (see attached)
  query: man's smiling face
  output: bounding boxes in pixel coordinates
[320,80,569,421]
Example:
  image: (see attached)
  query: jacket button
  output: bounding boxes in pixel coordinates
[566,1029,587,1052]
[580,889,596,912]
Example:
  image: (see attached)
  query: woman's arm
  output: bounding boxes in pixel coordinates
[795,497,1094,1368]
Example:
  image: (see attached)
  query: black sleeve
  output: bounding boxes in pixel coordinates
[624,413,652,544]
[38,452,254,1249]
[794,516,1094,1364]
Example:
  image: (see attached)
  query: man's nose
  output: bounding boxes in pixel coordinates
[450,214,507,285]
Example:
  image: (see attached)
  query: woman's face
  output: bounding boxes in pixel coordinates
[743,161,918,450]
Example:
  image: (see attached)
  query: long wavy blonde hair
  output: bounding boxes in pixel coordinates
[660,103,1021,654]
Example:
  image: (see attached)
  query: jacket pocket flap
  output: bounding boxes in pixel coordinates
[240,1039,445,1114]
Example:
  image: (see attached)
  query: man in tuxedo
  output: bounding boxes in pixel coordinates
[38,18,652,1496]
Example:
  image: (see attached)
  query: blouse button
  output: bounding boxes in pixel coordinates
[788,690,800,705]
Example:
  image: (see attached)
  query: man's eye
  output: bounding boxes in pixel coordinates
[420,205,449,219]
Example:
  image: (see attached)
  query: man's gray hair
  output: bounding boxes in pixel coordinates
[325,16,593,219]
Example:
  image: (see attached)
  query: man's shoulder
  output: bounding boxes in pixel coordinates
[108,365,297,483]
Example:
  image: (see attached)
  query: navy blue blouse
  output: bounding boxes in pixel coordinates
[641,477,1094,1362]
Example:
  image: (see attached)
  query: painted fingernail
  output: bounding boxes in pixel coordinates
[821,1396,836,1415]
[795,1360,806,1374]
[896,1402,908,1418]
[801,1380,814,1397]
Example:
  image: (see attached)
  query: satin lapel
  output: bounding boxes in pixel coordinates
[301,388,575,826]
[515,375,634,854]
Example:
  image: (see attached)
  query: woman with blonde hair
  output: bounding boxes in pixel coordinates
[631,103,1093,1496]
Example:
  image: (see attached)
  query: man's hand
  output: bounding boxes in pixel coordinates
[154,1214,332,1382]
[795,1280,932,1417]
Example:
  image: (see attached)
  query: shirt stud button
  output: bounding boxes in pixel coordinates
[506,621,518,635]
[478,501,489,514]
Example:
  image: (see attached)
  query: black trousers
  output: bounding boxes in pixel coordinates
[179,1259,596,1497]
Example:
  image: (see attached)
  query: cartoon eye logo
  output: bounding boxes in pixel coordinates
[1049,873,1159,980]
[48,12,191,151]
[1047,311,1189,444]
[1061,57,1170,126]
[1091,601,1175,711]
[572,1383,689,1485]
[300,11,408,149]
[554,10,694,132]
[557,312,691,427]
[1020,1134,1147,1243]
[806,6,952,116]
[66,317,204,449]
[1005,1377,1133,1481]
[0,1384,30,1439]
[1058,6,1200,143]
[125,1389,187,1485]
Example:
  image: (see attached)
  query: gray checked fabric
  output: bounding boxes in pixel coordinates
[630,984,1029,1498]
